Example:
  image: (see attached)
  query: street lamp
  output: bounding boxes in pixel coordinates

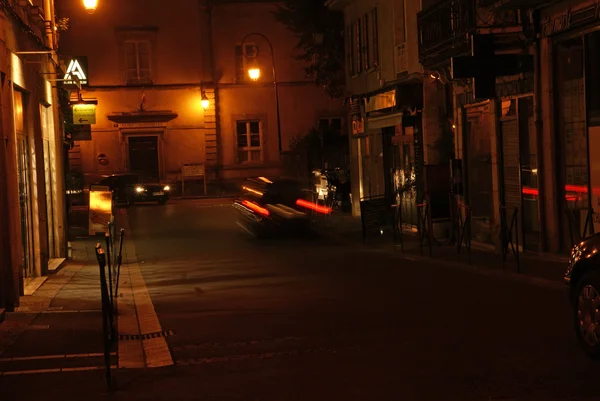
[200,91,210,110]
[83,0,98,14]
[241,32,282,155]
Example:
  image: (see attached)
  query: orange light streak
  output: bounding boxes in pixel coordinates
[296,199,331,214]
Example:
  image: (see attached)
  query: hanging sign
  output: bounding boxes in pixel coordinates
[62,57,89,87]
[73,103,97,125]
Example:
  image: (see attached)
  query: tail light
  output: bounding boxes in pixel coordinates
[242,200,270,217]
[296,199,331,214]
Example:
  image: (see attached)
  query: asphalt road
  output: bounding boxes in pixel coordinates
[6,198,600,400]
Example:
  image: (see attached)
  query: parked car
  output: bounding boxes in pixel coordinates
[566,234,600,358]
[233,177,331,238]
[97,174,171,205]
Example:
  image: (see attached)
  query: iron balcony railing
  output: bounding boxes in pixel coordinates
[417,0,476,66]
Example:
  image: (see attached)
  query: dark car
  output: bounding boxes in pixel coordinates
[97,174,171,205]
[565,234,600,358]
[233,177,331,238]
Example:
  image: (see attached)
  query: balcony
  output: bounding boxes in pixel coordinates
[477,0,548,8]
[417,0,476,68]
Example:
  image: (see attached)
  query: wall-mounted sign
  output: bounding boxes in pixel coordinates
[366,90,396,113]
[352,117,364,135]
[97,153,109,166]
[62,57,88,86]
[181,163,207,196]
[73,103,97,125]
[115,122,168,129]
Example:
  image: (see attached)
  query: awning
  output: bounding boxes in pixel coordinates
[367,113,404,130]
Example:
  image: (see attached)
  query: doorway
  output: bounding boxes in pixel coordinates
[128,136,159,182]
[465,107,494,244]
[17,136,34,282]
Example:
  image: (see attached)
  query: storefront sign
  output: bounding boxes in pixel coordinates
[62,57,89,86]
[541,3,600,37]
[73,103,97,125]
[366,90,396,113]
[89,186,112,236]
[352,117,364,135]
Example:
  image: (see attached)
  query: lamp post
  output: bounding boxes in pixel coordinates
[241,33,282,155]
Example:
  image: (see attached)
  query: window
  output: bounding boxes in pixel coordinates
[319,118,343,136]
[363,14,369,70]
[371,8,379,67]
[237,120,262,163]
[125,40,152,84]
[235,44,257,83]
[13,90,25,133]
[354,19,362,73]
[347,25,355,76]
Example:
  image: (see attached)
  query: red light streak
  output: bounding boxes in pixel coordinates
[242,200,270,216]
[296,199,331,214]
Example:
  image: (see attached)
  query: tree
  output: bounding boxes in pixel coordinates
[274,0,346,98]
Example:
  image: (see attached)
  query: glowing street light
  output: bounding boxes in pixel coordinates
[200,92,210,110]
[83,0,98,14]
[248,67,261,81]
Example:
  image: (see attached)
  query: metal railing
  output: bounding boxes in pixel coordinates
[500,206,520,273]
[417,202,433,256]
[456,204,472,263]
[94,221,125,390]
[417,0,476,64]
[566,207,595,248]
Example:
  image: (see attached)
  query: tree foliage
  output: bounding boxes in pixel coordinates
[274,0,346,98]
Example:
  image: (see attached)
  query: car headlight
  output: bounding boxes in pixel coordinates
[163,185,170,191]
[135,186,145,193]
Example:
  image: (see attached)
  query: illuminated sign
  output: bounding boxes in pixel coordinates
[63,57,88,86]
[73,103,96,125]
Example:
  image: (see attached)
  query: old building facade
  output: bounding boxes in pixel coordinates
[327,0,424,223]
[57,0,344,192]
[0,0,67,309]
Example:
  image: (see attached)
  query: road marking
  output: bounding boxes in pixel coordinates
[0,352,116,362]
[117,214,174,369]
[0,365,117,376]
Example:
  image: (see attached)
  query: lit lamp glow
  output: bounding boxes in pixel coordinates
[200,92,210,110]
[83,0,98,13]
[248,68,261,81]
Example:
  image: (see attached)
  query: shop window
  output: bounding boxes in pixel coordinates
[237,120,262,163]
[14,89,25,133]
[556,36,587,248]
[587,31,600,126]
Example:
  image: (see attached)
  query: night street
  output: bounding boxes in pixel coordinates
[1,198,599,400]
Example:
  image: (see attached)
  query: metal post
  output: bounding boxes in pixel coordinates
[241,32,282,155]
[95,244,112,389]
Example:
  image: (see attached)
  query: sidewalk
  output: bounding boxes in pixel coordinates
[314,211,568,284]
[0,237,116,376]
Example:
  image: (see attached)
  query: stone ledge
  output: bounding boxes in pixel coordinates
[48,258,67,274]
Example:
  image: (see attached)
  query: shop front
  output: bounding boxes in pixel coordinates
[348,85,423,226]
[542,4,600,251]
